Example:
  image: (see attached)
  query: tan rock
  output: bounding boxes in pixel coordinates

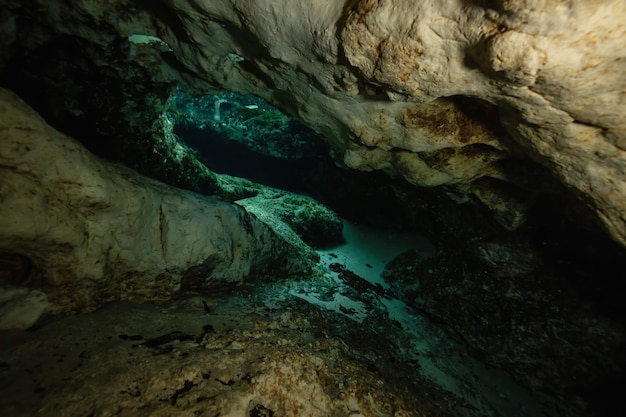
[3,0,626,245]
[194,0,626,244]
[0,289,469,417]
[0,88,300,315]
[0,287,48,329]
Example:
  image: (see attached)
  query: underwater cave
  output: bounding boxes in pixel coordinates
[1,2,626,417]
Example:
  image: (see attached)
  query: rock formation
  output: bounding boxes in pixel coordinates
[0,88,304,320]
[2,0,625,246]
[0,288,472,417]
[1,1,626,417]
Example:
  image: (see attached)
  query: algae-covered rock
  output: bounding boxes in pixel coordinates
[237,189,343,250]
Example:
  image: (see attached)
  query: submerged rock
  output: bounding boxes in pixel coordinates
[238,190,343,250]
[4,0,626,247]
[0,284,482,417]
[0,287,48,330]
[383,240,626,417]
[0,88,308,316]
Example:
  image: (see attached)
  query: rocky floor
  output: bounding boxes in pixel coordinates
[0,284,458,417]
[0,222,550,417]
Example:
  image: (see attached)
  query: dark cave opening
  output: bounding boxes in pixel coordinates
[167,90,430,232]
[174,122,320,194]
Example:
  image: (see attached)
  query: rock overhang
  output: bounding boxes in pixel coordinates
[1,0,625,247]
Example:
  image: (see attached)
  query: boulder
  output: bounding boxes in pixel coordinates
[0,88,304,318]
[2,0,626,247]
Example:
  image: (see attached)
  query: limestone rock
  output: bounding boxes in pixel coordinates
[0,88,303,314]
[237,189,343,250]
[383,239,626,417]
[2,0,624,247]
[182,0,618,248]
[0,287,48,330]
[0,287,468,417]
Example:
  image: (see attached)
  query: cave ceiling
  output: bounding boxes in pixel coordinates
[0,0,625,247]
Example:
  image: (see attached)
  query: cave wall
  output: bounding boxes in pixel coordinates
[0,88,305,319]
[1,0,624,247]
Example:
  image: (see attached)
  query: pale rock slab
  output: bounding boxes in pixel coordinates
[0,289,469,417]
[0,287,48,330]
[0,88,300,315]
[2,0,626,245]
[160,0,626,245]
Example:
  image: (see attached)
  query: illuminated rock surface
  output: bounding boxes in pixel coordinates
[2,0,625,244]
[0,89,303,316]
[1,2,626,417]
[0,281,545,417]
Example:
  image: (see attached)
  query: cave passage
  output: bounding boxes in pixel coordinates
[2,1,626,415]
[165,90,549,417]
[169,89,323,194]
[176,124,319,193]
